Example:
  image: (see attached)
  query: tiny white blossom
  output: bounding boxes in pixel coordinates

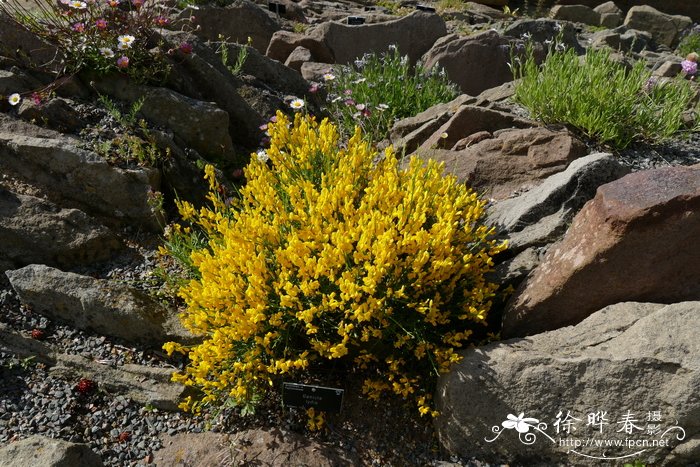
[8,93,21,106]
[289,98,305,110]
[99,47,115,57]
[256,149,269,163]
[322,73,335,81]
[68,0,87,8]
[117,35,136,48]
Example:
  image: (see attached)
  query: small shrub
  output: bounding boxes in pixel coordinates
[0,0,173,82]
[163,111,505,417]
[322,46,459,142]
[512,43,697,149]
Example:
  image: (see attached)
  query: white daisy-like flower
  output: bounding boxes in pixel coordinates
[353,77,366,84]
[256,149,269,163]
[68,0,87,8]
[117,42,131,50]
[376,103,389,110]
[322,73,335,81]
[8,93,21,106]
[99,47,115,58]
[117,35,136,48]
[289,98,305,110]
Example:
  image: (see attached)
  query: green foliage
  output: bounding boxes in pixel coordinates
[163,112,505,418]
[678,31,700,57]
[217,35,252,77]
[0,0,172,83]
[512,43,697,149]
[323,46,459,142]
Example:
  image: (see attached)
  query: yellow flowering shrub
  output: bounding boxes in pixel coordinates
[164,111,506,417]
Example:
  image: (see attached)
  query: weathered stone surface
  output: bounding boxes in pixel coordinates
[416,105,534,154]
[0,15,62,72]
[300,61,334,82]
[179,0,280,53]
[594,1,623,16]
[0,70,40,96]
[416,127,587,201]
[0,189,122,272]
[502,164,700,338]
[653,61,682,78]
[307,10,446,65]
[390,94,476,154]
[17,97,85,133]
[0,116,161,231]
[5,265,192,346]
[590,26,652,53]
[487,153,629,252]
[438,301,700,465]
[624,5,692,47]
[557,0,700,23]
[50,354,185,411]
[0,322,55,365]
[154,429,357,466]
[284,45,313,72]
[550,5,601,25]
[599,12,622,28]
[266,30,334,64]
[0,435,103,467]
[421,31,515,97]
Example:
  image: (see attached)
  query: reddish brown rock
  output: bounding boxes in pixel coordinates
[415,127,587,200]
[502,164,700,338]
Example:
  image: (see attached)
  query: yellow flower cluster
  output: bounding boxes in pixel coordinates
[164,111,506,416]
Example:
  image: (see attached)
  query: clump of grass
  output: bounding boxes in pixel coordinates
[512,43,697,149]
[678,31,700,57]
[322,46,459,142]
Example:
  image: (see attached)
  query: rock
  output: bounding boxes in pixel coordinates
[284,45,313,72]
[487,153,629,252]
[300,61,334,82]
[476,80,518,103]
[594,1,623,16]
[502,164,700,338]
[17,97,85,133]
[464,2,510,21]
[307,10,446,65]
[0,189,122,272]
[491,247,541,289]
[266,30,334,64]
[415,127,587,201]
[0,436,103,467]
[550,5,601,26]
[653,61,682,78]
[415,105,534,155]
[590,26,652,53]
[598,12,622,28]
[0,116,161,231]
[0,15,62,72]
[504,19,584,55]
[89,79,234,162]
[421,31,516,97]
[50,354,185,411]
[471,0,506,6]
[179,0,281,53]
[623,5,692,48]
[154,429,357,466]
[0,322,55,365]
[5,265,192,346]
[438,301,700,465]
[0,70,40,96]
[390,94,476,154]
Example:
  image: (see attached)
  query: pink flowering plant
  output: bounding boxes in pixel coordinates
[0,0,173,82]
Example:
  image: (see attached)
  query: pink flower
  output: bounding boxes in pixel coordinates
[179,42,193,54]
[344,98,356,106]
[132,0,143,7]
[308,83,320,93]
[681,59,697,76]
[116,56,129,69]
[31,92,42,106]
[343,89,352,95]
[154,15,169,26]
[95,18,107,30]
[71,22,85,32]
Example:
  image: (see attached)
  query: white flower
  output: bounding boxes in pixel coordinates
[521,32,532,41]
[352,77,366,84]
[355,103,366,111]
[376,103,389,110]
[256,149,269,163]
[68,0,87,8]
[289,98,304,110]
[117,35,136,48]
[555,42,566,52]
[502,413,539,433]
[7,93,21,106]
[99,47,115,58]
[322,73,335,81]
[388,43,397,52]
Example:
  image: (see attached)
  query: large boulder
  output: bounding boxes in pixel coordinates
[556,0,700,23]
[0,189,122,272]
[414,127,587,200]
[437,301,700,465]
[550,5,601,25]
[0,116,161,231]
[178,0,280,53]
[623,5,692,48]
[5,265,191,346]
[269,10,446,65]
[488,153,629,253]
[502,164,700,338]
[421,31,515,97]
[0,435,103,467]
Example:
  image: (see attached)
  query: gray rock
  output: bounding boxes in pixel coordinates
[437,301,700,466]
[0,15,62,72]
[599,12,622,28]
[653,61,683,78]
[593,1,622,16]
[0,188,122,272]
[487,153,629,242]
[0,70,40,95]
[0,322,55,365]
[505,19,584,55]
[284,46,313,72]
[5,265,192,346]
[550,5,601,26]
[50,354,185,411]
[624,5,692,48]
[0,435,103,467]
[590,26,653,53]
[491,247,541,288]
[300,61,334,82]
[178,0,281,53]
[0,116,161,231]
[17,97,85,133]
